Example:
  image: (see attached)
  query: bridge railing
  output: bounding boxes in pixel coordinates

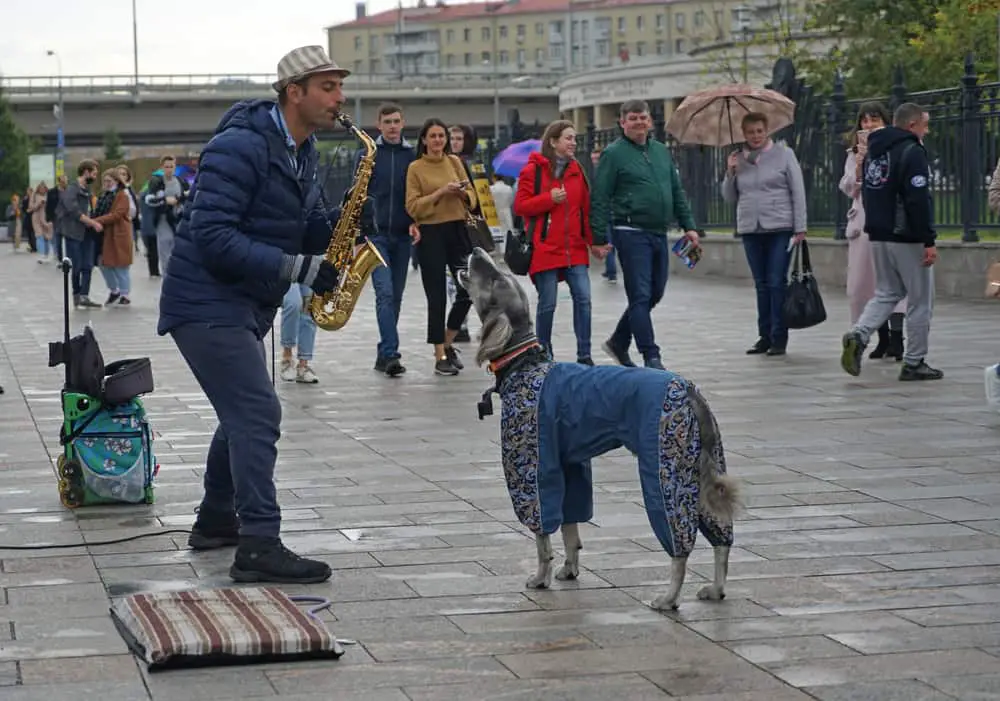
[1,71,564,97]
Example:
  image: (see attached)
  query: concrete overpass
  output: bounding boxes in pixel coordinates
[3,72,561,148]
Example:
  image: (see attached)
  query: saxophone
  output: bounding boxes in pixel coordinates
[309,112,387,331]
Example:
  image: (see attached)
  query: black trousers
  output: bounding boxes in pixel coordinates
[142,235,159,276]
[416,219,472,345]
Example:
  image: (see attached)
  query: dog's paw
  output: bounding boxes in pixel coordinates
[649,593,680,611]
[554,561,579,581]
[525,571,551,589]
[697,584,726,601]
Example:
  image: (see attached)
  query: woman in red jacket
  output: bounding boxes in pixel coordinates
[513,120,595,364]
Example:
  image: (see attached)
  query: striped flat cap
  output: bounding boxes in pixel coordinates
[272,45,350,91]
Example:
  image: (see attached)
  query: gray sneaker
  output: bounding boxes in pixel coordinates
[434,357,459,376]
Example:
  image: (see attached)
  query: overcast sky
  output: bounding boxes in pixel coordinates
[0,0,403,78]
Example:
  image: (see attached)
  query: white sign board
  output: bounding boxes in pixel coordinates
[29,153,56,188]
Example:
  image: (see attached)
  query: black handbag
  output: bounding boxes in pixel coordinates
[503,164,545,276]
[448,156,495,253]
[783,240,827,330]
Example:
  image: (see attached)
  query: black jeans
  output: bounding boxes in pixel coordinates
[142,234,159,276]
[416,220,472,345]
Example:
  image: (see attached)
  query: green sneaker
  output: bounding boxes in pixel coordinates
[841,331,865,377]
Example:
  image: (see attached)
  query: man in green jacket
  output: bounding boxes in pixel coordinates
[591,99,700,369]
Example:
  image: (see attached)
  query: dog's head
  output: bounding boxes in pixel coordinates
[457,248,535,366]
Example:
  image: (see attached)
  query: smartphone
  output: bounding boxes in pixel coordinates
[857,129,869,146]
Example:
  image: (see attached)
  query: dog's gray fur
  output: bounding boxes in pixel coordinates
[459,249,741,610]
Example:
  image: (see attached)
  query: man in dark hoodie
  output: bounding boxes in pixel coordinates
[157,46,345,584]
[841,102,942,381]
[358,102,419,377]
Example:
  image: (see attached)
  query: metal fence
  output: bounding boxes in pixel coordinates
[318,54,1000,242]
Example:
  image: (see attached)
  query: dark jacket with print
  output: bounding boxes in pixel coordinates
[861,126,935,247]
[355,135,416,238]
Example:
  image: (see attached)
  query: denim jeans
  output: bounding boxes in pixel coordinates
[101,266,131,295]
[609,229,670,362]
[64,236,95,297]
[741,231,793,348]
[280,283,317,361]
[533,265,592,360]
[170,323,282,537]
[604,227,617,280]
[371,233,413,360]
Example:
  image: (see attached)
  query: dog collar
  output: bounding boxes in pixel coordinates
[488,340,543,375]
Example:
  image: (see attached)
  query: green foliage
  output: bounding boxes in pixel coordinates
[103,127,124,161]
[806,0,999,94]
[0,85,32,200]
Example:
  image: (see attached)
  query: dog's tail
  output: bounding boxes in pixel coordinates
[688,384,743,524]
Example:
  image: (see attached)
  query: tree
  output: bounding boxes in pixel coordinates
[103,126,124,161]
[807,0,999,94]
[0,84,31,200]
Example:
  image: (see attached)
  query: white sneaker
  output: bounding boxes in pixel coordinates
[279,359,297,382]
[296,365,319,384]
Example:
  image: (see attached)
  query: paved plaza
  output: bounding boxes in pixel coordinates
[1,246,999,701]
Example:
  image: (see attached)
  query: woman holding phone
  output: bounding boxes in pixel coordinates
[839,101,905,361]
[405,117,478,376]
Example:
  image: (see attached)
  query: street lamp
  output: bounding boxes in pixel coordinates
[132,0,140,98]
[492,12,500,143]
[732,5,752,83]
[46,49,65,180]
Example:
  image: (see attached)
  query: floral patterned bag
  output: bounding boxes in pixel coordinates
[69,399,155,505]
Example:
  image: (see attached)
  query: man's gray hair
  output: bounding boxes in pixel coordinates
[893,102,927,129]
[620,99,649,119]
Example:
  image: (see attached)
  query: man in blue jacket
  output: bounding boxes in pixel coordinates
[157,46,345,584]
[357,103,419,377]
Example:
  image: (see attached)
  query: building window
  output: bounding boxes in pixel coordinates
[694,11,705,27]
[637,15,645,31]
[446,54,455,67]
[369,59,379,73]
[637,41,646,56]
[354,35,362,51]
[446,29,454,43]
[596,40,609,57]
[676,14,685,30]
[517,48,525,65]
[617,16,625,32]
[535,22,544,35]
[675,38,685,53]
[517,24,525,39]
[656,40,665,55]
[464,28,471,41]
[482,26,491,41]
[464,52,472,66]
[481,50,490,62]
[535,47,545,63]
[656,14,665,30]
[500,25,508,39]
[499,50,509,64]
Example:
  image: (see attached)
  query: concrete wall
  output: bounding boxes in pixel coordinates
[677,234,999,301]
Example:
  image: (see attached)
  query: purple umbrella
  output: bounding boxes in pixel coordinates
[492,139,542,179]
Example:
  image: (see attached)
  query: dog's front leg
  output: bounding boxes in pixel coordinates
[554,522,582,581]
[650,556,688,611]
[525,533,554,589]
[697,545,730,601]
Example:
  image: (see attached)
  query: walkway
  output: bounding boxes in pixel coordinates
[0,247,998,700]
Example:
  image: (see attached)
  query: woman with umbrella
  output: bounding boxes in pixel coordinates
[512,120,595,364]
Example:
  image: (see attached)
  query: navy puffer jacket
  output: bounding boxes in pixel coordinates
[157,99,336,339]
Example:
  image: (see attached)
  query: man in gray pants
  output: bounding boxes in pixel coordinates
[841,102,942,381]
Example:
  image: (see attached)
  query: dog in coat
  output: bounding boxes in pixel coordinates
[459,248,742,610]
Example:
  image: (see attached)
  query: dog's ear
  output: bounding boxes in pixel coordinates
[476,312,513,366]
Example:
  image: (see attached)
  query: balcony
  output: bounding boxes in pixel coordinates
[384,39,440,56]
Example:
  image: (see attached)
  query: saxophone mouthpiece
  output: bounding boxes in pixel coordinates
[336,112,354,129]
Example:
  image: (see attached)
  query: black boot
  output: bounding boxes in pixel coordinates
[868,323,890,359]
[887,330,904,362]
[230,536,332,584]
[188,505,240,550]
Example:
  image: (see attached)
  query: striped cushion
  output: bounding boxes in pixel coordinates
[110,586,344,671]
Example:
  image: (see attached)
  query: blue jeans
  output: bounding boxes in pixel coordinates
[741,231,793,348]
[280,284,317,361]
[533,265,592,360]
[64,236,95,297]
[101,266,131,295]
[609,229,669,362]
[371,233,413,360]
[170,323,282,537]
[604,227,617,280]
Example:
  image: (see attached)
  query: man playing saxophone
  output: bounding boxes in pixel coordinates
[157,46,345,584]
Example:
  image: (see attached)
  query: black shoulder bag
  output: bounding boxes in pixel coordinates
[504,164,547,276]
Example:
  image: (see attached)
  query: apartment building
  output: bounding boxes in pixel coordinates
[327,0,793,81]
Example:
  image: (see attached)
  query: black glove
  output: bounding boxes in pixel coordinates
[281,255,339,295]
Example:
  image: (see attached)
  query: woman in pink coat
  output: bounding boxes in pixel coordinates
[839,102,906,362]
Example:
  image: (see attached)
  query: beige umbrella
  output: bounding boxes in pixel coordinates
[666,84,796,147]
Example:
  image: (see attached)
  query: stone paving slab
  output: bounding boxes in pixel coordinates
[1,246,1000,699]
